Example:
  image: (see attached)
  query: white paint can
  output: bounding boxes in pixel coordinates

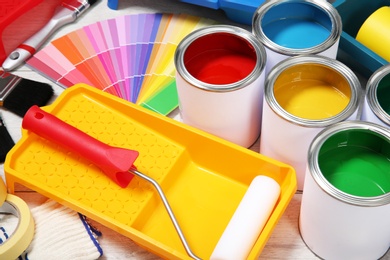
[260,55,362,190]
[252,0,342,75]
[300,121,390,260]
[361,63,390,128]
[174,25,266,147]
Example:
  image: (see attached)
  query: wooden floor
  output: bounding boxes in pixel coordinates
[15,187,314,259]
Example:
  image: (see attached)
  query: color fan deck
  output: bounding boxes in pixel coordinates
[26,13,216,115]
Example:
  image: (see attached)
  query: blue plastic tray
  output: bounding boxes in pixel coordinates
[333,0,389,78]
[179,0,264,25]
[107,0,264,25]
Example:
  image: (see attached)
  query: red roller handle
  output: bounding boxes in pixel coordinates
[22,105,139,188]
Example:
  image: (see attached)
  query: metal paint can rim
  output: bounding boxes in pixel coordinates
[264,55,362,127]
[252,0,342,56]
[365,63,390,125]
[174,25,266,92]
[307,120,390,207]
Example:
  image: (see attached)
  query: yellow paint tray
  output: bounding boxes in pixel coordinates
[4,83,296,259]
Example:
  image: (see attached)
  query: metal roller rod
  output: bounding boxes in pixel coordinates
[129,168,202,260]
[22,106,202,259]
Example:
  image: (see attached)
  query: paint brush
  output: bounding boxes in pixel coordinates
[1,0,99,71]
[0,72,54,117]
[0,115,15,162]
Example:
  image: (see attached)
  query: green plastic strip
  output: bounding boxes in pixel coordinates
[140,79,179,115]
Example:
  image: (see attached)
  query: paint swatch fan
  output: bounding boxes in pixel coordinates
[26,13,216,115]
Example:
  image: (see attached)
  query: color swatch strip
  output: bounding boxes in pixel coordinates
[27,13,216,115]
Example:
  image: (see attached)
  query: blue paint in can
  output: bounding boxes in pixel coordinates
[261,2,332,49]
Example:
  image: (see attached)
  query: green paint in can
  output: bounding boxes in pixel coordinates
[318,128,390,197]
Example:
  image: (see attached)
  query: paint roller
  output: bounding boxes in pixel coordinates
[22,105,280,260]
[210,175,280,260]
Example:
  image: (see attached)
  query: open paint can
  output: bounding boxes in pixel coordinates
[300,121,390,260]
[252,0,341,75]
[260,55,362,190]
[361,63,390,128]
[174,25,266,147]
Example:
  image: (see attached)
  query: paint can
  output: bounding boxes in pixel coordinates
[174,25,266,147]
[356,6,390,62]
[300,121,390,260]
[361,63,390,128]
[252,0,342,75]
[260,55,362,190]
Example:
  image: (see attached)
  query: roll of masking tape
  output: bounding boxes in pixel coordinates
[0,177,6,205]
[0,178,35,259]
[356,6,390,62]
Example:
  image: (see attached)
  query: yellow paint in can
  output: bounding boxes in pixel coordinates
[273,64,351,120]
[356,6,390,62]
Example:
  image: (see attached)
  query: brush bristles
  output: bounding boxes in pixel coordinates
[3,78,54,117]
[0,116,15,162]
[88,0,98,6]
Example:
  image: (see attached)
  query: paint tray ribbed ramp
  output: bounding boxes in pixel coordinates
[4,84,296,259]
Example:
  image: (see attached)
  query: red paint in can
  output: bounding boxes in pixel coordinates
[183,33,257,85]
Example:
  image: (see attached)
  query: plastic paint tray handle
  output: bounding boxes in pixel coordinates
[22,105,139,187]
[22,105,202,260]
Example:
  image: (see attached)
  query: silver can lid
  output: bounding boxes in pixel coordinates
[252,0,342,56]
[174,25,266,92]
[308,120,390,207]
[366,64,390,126]
[264,55,362,127]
